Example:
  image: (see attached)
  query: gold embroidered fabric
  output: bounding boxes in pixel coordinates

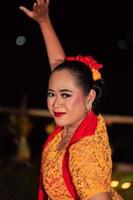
[69,115,123,199]
[41,115,123,200]
[41,132,73,200]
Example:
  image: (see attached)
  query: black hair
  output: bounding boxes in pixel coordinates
[52,61,104,115]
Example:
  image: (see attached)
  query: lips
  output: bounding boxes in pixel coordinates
[53,112,66,117]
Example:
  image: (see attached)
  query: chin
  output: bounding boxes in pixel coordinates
[55,121,65,127]
[54,119,68,127]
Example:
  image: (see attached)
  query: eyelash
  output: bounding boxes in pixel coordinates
[47,92,72,98]
[61,93,72,98]
[47,92,54,97]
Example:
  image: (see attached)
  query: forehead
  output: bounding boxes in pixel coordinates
[48,69,78,90]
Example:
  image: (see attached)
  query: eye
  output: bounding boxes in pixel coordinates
[47,92,55,97]
[61,93,72,98]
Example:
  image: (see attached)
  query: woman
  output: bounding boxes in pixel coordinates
[19,1,123,199]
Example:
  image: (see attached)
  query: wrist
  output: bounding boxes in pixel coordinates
[38,16,51,26]
[39,18,52,30]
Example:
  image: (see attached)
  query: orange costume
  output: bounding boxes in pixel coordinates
[38,112,123,200]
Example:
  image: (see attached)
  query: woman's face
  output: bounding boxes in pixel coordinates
[47,69,89,129]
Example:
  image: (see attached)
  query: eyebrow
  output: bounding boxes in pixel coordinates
[48,89,73,93]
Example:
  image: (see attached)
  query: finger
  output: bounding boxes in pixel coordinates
[19,6,33,18]
[38,0,47,5]
[45,0,50,5]
[33,3,39,13]
[47,0,50,5]
[33,2,41,13]
[33,2,37,10]
[36,0,42,5]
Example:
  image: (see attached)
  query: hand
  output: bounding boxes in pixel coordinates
[19,0,50,24]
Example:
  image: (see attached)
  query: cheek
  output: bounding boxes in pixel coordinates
[68,95,85,109]
[47,98,52,110]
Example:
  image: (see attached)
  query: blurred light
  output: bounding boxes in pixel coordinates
[117,40,127,50]
[121,182,131,189]
[45,123,55,135]
[16,35,26,46]
[111,180,119,188]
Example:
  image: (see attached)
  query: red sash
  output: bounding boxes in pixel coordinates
[38,111,97,200]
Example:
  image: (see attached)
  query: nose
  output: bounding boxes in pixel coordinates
[52,96,62,109]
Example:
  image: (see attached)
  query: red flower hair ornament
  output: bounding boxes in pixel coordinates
[66,55,103,81]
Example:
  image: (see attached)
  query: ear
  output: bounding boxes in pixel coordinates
[87,89,96,104]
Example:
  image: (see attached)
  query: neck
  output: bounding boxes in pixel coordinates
[63,112,94,138]
[64,118,84,137]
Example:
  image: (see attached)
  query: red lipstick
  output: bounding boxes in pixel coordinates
[53,112,66,117]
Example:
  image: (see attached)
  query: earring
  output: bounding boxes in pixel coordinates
[86,102,92,112]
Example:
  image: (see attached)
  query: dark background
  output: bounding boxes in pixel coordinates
[0,0,133,114]
[0,0,133,163]
[0,3,133,200]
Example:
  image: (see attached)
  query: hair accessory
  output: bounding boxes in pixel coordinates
[66,55,103,81]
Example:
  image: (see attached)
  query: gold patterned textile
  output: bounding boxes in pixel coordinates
[41,114,123,200]
[41,131,73,200]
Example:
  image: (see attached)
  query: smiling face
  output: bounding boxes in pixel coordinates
[47,69,91,131]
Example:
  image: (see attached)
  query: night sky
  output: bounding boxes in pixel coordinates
[0,0,133,164]
[0,0,133,115]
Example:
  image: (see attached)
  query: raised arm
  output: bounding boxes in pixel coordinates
[19,0,65,71]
